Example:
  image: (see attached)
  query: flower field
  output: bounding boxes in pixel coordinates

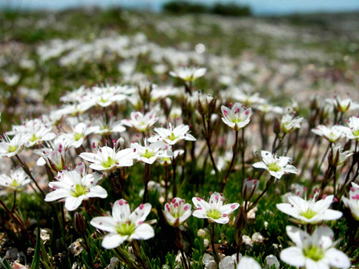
[1,8,359,269]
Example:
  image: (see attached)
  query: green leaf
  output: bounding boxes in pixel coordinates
[31,227,41,269]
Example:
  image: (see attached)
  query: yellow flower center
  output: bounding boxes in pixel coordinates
[141,149,155,159]
[29,134,40,143]
[300,209,317,219]
[7,145,18,153]
[101,157,116,169]
[303,245,324,261]
[207,209,222,219]
[73,133,84,141]
[168,132,178,141]
[116,222,136,236]
[71,184,88,197]
[267,162,281,172]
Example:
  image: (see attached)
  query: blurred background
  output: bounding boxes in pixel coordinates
[2,0,359,15]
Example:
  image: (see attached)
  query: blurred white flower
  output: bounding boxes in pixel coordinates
[150,124,196,145]
[280,226,350,269]
[170,67,206,82]
[276,195,342,224]
[342,182,359,220]
[312,125,345,143]
[0,169,31,191]
[221,103,252,130]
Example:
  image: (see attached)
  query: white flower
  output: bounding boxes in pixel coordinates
[280,226,350,269]
[91,85,127,107]
[60,122,94,148]
[122,111,158,132]
[276,195,342,224]
[342,182,359,220]
[252,151,297,179]
[90,199,154,249]
[0,134,26,157]
[34,137,67,171]
[45,169,107,211]
[169,67,206,82]
[192,192,239,224]
[151,124,196,145]
[163,197,192,226]
[131,140,165,164]
[255,103,283,115]
[90,118,126,135]
[326,97,359,113]
[312,125,345,143]
[221,103,252,130]
[280,114,303,134]
[0,169,31,191]
[80,146,134,171]
[340,116,359,141]
[237,257,261,269]
[22,120,56,147]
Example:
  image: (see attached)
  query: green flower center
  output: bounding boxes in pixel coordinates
[231,118,243,124]
[116,222,136,236]
[101,157,116,169]
[7,145,18,153]
[303,245,325,261]
[207,209,222,219]
[73,133,84,141]
[141,149,155,159]
[352,130,359,137]
[99,97,108,103]
[29,134,40,143]
[267,162,281,172]
[300,209,317,219]
[10,180,20,188]
[168,132,178,141]
[71,184,89,197]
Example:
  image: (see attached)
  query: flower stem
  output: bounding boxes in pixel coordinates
[15,154,45,198]
[210,222,220,266]
[221,129,239,191]
[142,164,151,203]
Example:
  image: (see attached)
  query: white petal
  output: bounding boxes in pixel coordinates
[192,197,210,210]
[129,203,151,224]
[252,162,267,170]
[45,189,69,202]
[237,257,261,269]
[64,196,83,211]
[325,248,351,268]
[112,199,131,222]
[88,186,108,199]
[276,203,298,218]
[286,226,309,247]
[102,233,127,249]
[280,247,306,267]
[90,216,117,233]
[192,209,208,219]
[130,223,154,240]
[320,209,342,221]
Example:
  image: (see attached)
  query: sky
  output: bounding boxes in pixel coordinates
[2,0,359,15]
